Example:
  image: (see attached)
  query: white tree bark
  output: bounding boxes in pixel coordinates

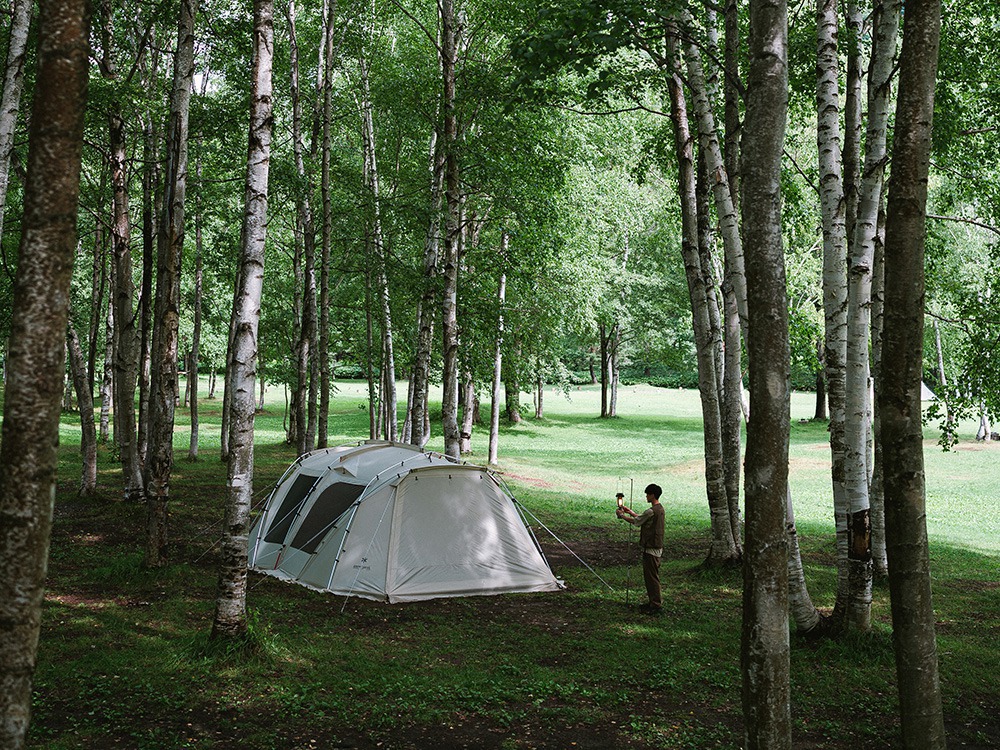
[786,487,822,632]
[409,129,444,448]
[488,252,507,465]
[317,0,336,448]
[666,30,739,567]
[360,55,397,441]
[212,0,273,639]
[440,0,462,460]
[842,0,900,631]
[842,0,864,249]
[681,11,748,342]
[0,0,31,247]
[817,0,851,626]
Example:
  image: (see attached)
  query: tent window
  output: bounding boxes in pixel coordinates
[264,474,317,544]
[291,482,366,554]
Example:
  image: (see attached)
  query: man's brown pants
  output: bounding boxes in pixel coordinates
[643,552,662,609]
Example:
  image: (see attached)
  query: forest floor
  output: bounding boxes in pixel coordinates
[25,382,1000,749]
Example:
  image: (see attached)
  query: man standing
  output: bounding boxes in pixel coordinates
[616,483,665,615]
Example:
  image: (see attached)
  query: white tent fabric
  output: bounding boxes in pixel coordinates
[248,441,563,603]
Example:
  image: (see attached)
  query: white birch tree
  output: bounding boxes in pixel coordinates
[841,0,900,630]
[0,0,31,248]
[212,0,274,639]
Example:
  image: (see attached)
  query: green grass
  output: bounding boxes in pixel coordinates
[26,380,1000,749]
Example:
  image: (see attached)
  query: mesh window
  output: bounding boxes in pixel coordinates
[264,474,317,544]
[290,482,366,554]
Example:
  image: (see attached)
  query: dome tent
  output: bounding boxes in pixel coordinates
[248,441,563,603]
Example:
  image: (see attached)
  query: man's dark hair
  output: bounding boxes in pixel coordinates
[644,483,662,499]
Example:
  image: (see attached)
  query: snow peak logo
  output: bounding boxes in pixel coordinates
[353,557,371,571]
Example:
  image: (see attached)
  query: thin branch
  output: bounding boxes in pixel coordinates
[784,148,818,195]
[927,214,1000,237]
[546,102,648,117]
[959,126,1000,137]
[389,0,440,54]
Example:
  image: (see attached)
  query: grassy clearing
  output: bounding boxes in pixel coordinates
[28,381,1000,749]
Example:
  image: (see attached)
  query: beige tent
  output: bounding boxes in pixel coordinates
[248,441,563,603]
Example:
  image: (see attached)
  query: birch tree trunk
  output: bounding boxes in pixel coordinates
[488,265,506,465]
[360,54,397,441]
[879,0,945,740]
[842,0,900,631]
[696,154,724,404]
[870,206,889,577]
[608,324,620,418]
[409,129,445,448]
[666,30,738,568]
[723,0,741,206]
[0,0,31,252]
[740,0,791,744]
[188,151,204,461]
[287,0,317,456]
[87,211,107,397]
[817,0,851,627]
[681,12,748,341]
[67,327,98,496]
[440,0,462,460]
[99,297,113,443]
[505,373,521,424]
[137,106,158,469]
[460,368,475,453]
[220,274,239,461]
[212,0,273,639]
[786,487,822,632]
[317,0,336,448]
[932,319,955,441]
[695,5,747,538]
[599,323,609,418]
[842,0,864,249]
[108,110,144,501]
[534,360,544,420]
[0,1,88,742]
[146,0,197,567]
